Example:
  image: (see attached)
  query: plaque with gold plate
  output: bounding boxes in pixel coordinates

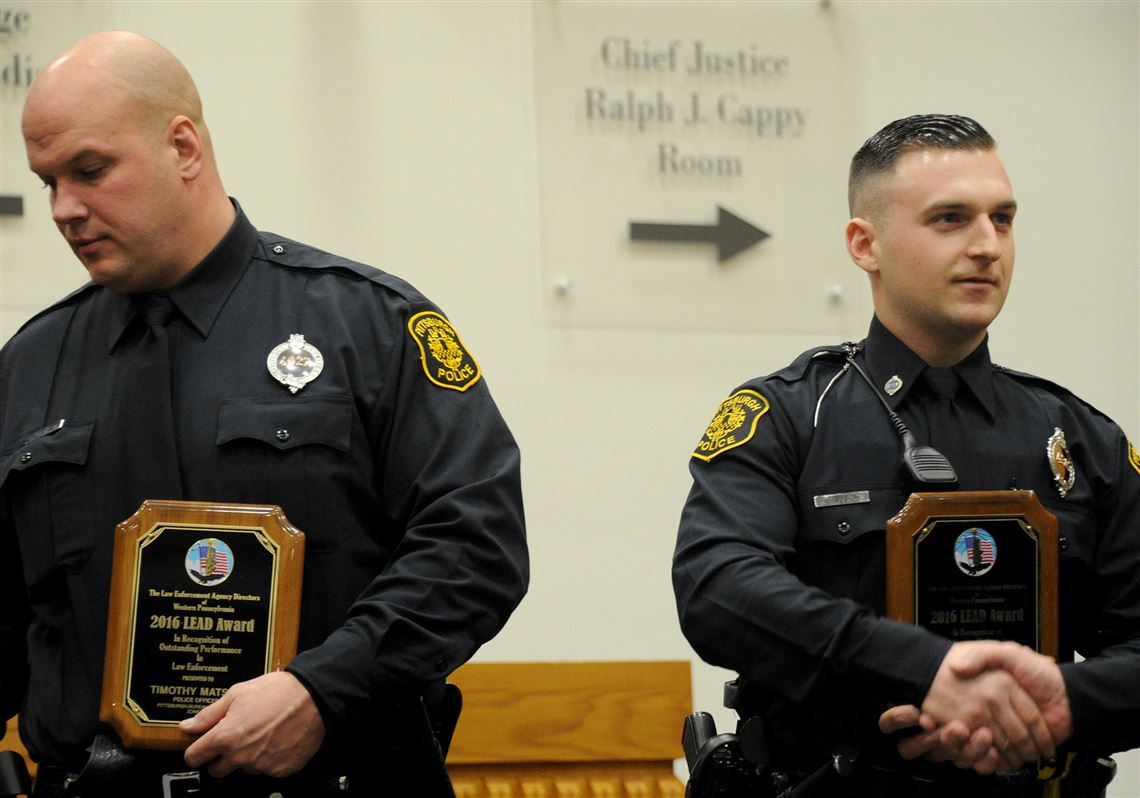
[886,490,1058,658]
[100,500,305,750]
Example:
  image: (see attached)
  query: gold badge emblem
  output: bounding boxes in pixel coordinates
[267,334,324,394]
[1046,427,1076,498]
[408,311,482,392]
[1127,439,1140,477]
[693,389,770,462]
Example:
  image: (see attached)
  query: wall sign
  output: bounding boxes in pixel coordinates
[1,6,35,217]
[533,2,857,333]
[2,6,117,219]
[0,7,35,90]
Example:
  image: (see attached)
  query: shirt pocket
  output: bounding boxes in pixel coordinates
[795,486,910,607]
[0,422,97,585]
[214,396,355,552]
[799,487,910,545]
[1039,498,1096,653]
[1041,502,1093,567]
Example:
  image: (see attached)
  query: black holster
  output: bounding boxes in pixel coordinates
[0,750,31,798]
[373,695,456,798]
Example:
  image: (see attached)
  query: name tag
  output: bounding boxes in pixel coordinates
[813,490,870,508]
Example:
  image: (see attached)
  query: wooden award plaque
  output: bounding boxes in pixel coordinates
[100,500,305,751]
[886,490,1058,659]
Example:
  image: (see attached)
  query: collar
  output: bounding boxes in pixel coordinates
[108,201,258,352]
[861,316,997,422]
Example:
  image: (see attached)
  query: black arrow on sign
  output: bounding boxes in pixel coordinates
[630,205,770,263]
[0,195,24,217]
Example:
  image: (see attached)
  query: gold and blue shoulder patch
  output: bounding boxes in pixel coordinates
[408,311,482,392]
[1128,439,1140,477]
[692,389,770,462]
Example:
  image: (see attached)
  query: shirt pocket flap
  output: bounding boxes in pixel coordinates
[0,422,95,485]
[1040,501,1093,564]
[216,397,353,452]
[800,488,909,544]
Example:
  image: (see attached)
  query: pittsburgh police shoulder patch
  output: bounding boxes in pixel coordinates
[692,389,771,462]
[1128,439,1140,478]
[408,311,482,392]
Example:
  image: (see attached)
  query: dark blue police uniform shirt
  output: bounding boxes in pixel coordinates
[674,317,1140,763]
[0,203,528,764]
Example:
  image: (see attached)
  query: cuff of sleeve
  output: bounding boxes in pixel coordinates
[1059,656,1140,751]
[285,663,340,737]
[1059,659,1120,749]
[843,617,953,707]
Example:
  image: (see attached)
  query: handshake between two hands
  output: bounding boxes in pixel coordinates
[880,640,1073,775]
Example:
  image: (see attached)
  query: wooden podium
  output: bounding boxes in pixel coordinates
[447,661,690,797]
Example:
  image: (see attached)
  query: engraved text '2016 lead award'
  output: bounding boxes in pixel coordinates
[887,490,1058,658]
[100,500,304,750]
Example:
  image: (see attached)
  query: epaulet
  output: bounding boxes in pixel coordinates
[766,343,850,384]
[9,281,99,339]
[992,363,1120,424]
[992,363,1073,394]
[256,232,425,306]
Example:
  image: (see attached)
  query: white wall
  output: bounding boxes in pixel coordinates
[1,2,1136,793]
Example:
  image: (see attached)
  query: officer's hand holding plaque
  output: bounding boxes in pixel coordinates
[100,500,304,750]
[886,490,1058,658]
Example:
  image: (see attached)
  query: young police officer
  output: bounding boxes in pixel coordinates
[674,115,1139,797]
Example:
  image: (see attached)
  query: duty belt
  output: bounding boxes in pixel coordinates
[33,762,357,798]
[27,733,416,798]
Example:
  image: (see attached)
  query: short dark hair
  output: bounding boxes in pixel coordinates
[848,114,995,215]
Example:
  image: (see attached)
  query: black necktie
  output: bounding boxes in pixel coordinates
[119,295,184,505]
[923,367,968,486]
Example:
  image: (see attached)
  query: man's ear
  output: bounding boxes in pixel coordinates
[167,115,204,180]
[845,217,878,275]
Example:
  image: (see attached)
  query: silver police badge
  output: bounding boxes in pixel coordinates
[267,334,324,394]
[884,375,904,396]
